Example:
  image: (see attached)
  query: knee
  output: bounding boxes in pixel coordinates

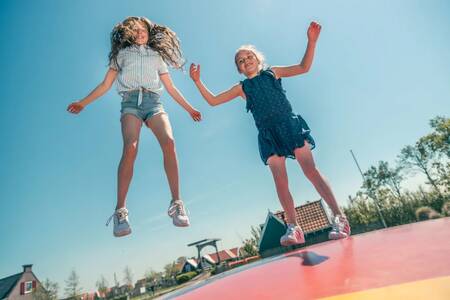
[122,141,138,160]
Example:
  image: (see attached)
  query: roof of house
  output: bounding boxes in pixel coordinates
[201,254,216,265]
[258,212,287,252]
[185,258,198,269]
[205,249,237,264]
[0,273,22,299]
[229,247,240,257]
[274,200,332,233]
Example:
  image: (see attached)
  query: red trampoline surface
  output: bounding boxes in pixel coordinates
[162,218,450,299]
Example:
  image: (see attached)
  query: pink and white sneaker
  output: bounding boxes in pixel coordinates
[329,215,351,240]
[168,199,190,227]
[280,224,305,246]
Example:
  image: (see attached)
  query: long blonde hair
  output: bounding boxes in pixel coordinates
[109,16,185,70]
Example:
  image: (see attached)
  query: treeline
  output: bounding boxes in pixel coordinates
[344,116,449,231]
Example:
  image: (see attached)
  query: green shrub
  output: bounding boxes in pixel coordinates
[175,271,197,284]
[415,206,441,221]
[442,201,450,216]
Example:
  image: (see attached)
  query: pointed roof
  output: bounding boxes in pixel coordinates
[0,273,22,299]
[185,258,198,269]
[201,254,216,265]
[229,247,240,257]
[258,211,286,252]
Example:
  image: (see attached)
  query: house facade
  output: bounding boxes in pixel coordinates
[0,265,40,300]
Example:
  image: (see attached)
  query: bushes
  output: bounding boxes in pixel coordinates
[175,271,197,284]
[415,206,442,221]
[442,201,450,216]
[345,189,448,229]
[344,116,449,231]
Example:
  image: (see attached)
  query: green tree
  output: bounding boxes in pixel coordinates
[419,116,450,192]
[363,161,403,199]
[420,116,450,156]
[241,225,261,257]
[145,268,162,283]
[164,261,178,278]
[33,279,58,300]
[399,143,443,197]
[64,270,82,299]
[399,116,449,196]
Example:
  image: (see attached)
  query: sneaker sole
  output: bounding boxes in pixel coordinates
[280,237,305,246]
[114,229,132,237]
[173,220,190,227]
[328,232,348,240]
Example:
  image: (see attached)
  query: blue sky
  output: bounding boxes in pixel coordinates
[1,0,449,294]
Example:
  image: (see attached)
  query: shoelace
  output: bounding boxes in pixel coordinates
[286,225,297,236]
[105,209,128,226]
[332,216,345,232]
[168,201,187,217]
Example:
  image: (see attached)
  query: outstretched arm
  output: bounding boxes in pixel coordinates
[189,64,244,106]
[272,21,321,79]
[159,73,202,121]
[67,68,118,114]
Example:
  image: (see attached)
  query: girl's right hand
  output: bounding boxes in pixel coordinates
[307,21,321,42]
[189,63,201,82]
[67,101,85,114]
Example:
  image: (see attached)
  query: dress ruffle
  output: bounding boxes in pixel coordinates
[258,114,315,165]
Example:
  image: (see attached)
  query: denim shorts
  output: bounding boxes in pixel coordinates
[120,90,165,122]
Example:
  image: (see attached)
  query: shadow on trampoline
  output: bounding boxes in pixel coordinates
[285,251,329,266]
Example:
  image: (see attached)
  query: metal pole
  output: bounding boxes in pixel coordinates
[350,150,387,228]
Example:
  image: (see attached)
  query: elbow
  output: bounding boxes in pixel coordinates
[299,63,311,74]
[299,64,311,74]
[208,97,219,106]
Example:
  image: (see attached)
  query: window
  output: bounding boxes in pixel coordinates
[24,281,33,294]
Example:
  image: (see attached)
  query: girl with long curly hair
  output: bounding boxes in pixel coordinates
[68,17,201,237]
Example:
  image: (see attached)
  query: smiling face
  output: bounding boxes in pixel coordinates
[132,21,149,46]
[235,50,261,77]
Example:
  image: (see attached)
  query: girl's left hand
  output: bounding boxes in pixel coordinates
[189,108,202,122]
[307,21,321,42]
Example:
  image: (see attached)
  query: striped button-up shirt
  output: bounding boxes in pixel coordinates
[110,45,169,98]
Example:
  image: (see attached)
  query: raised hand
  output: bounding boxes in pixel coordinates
[307,21,321,43]
[189,63,201,82]
[67,101,85,114]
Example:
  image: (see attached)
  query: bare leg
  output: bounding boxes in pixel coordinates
[146,113,180,200]
[267,155,299,226]
[117,114,143,209]
[294,143,343,216]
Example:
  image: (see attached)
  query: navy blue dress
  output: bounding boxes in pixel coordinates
[241,69,315,165]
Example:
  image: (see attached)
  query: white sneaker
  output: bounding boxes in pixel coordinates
[168,200,190,227]
[280,224,305,246]
[106,208,131,237]
[329,215,351,240]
